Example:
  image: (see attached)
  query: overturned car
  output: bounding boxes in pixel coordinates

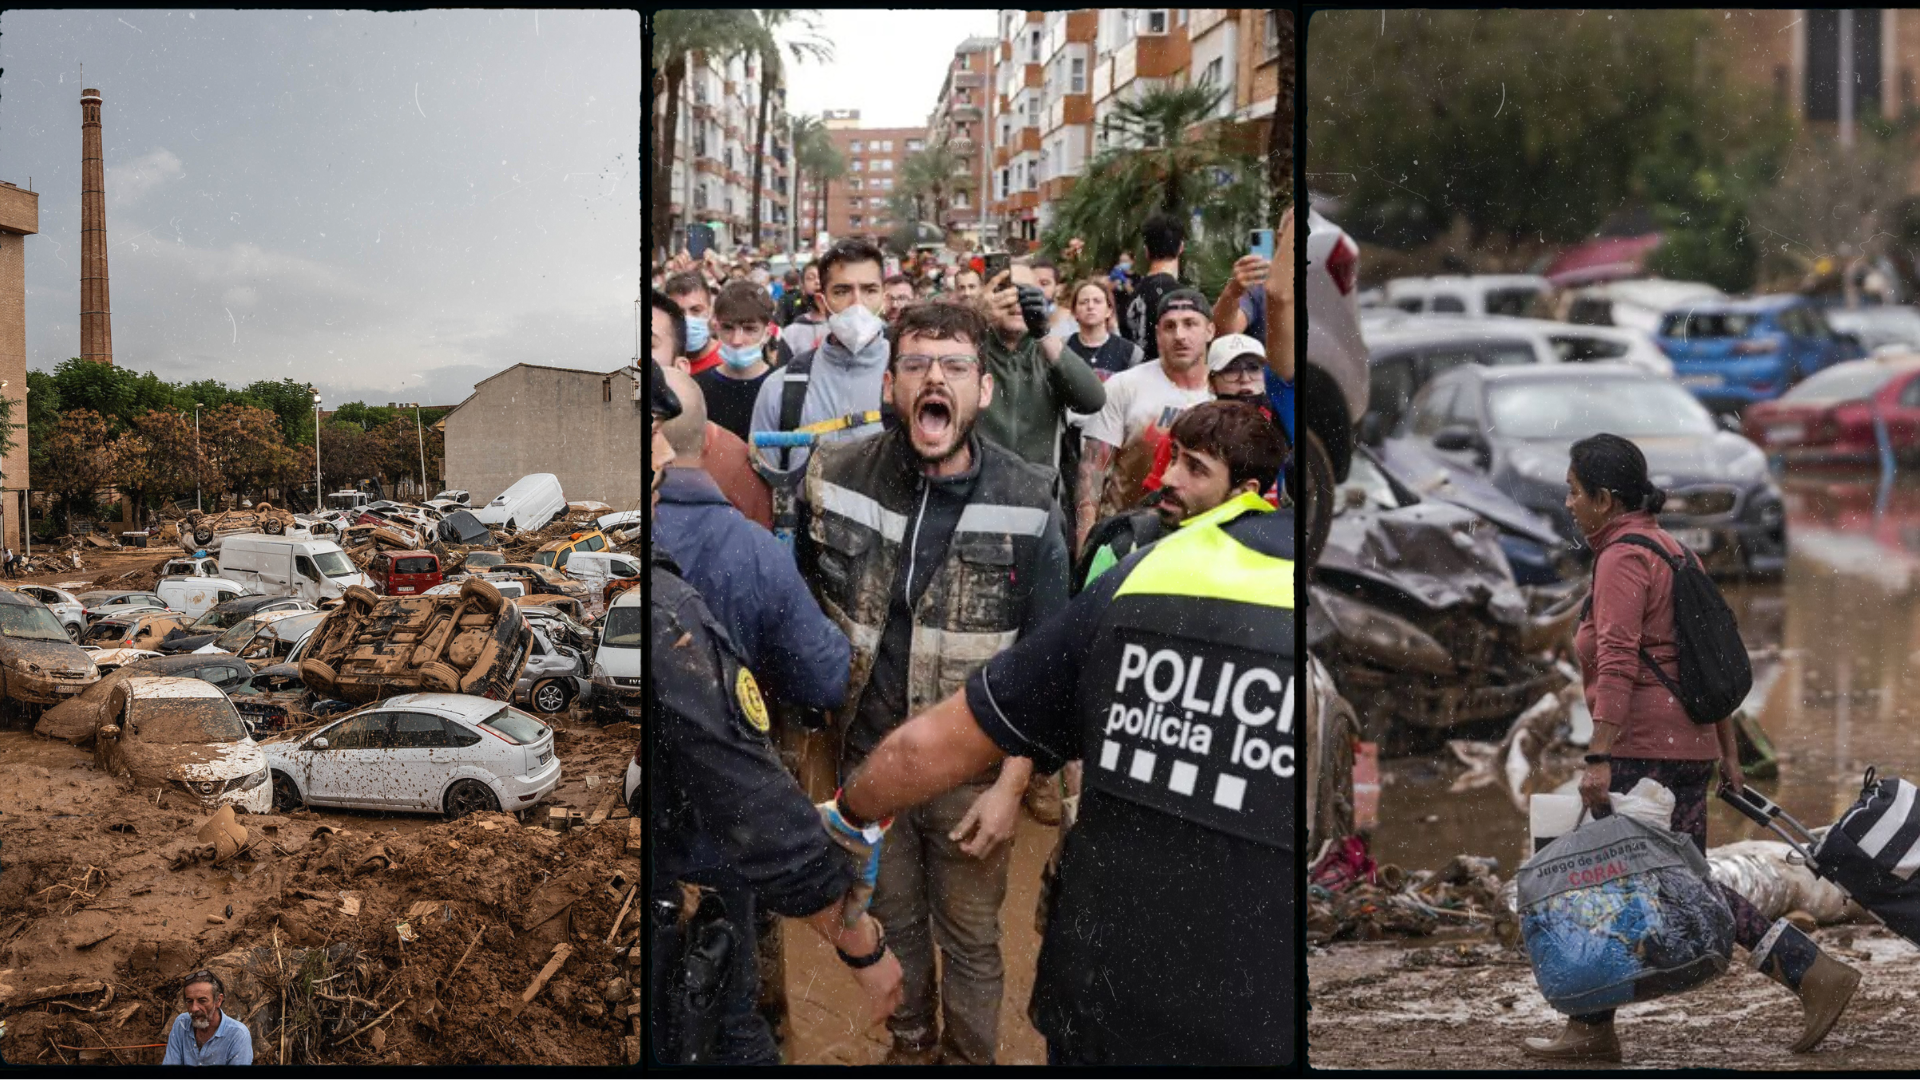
[296,579,534,704]
[1309,472,1583,752]
[187,503,295,545]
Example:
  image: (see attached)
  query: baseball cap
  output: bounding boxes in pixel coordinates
[1156,288,1210,324]
[648,360,682,421]
[1206,333,1267,373]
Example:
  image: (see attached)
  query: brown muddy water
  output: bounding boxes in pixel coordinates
[1370,475,1920,877]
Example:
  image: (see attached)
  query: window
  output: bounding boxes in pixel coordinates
[1142,9,1170,35]
[880,139,892,152]
[1029,28,1043,63]
[322,713,389,751]
[1265,9,1283,58]
[850,178,863,190]
[852,160,864,171]
[851,216,864,228]
[954,191,968,207]
[391,712,452,749]
[1071,57,1087,94]
[850,140,864,152]
[878,159,892,172]
[871,197,886,208]
[1203,57,1224,87]
[908,139,924,152]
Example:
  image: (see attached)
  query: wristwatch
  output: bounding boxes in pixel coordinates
[836,919,888,970]
[1584,753,1613,765]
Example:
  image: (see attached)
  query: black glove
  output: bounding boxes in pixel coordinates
[1016,284,1050,340]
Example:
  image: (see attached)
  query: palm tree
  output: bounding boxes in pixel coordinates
[793,118,844,247]
[746,11,833,252]
[899,138,971,240]
[651,10,761,259]
[1041,84,1266,296]
[1267,10,1294,210]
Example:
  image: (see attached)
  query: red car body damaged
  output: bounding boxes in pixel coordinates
[1743,354,1920,465]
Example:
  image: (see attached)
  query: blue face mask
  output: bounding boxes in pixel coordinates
[684,316,711,353]
[720,340,765,369]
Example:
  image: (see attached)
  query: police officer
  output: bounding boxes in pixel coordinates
[646,360,903,1064]
[832,489,1293,1066]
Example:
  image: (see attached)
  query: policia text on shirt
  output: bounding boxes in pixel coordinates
[831,492,1293,1065]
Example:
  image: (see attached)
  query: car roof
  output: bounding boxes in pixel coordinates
[130,653,247,674]
[1455,361,1656,385]
[125,676,226,698]
[380,549,437,558]
[368,693,510,721]
[1672,293,1808,314]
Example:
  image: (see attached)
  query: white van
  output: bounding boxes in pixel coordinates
[593,589,641,724]
[216,535,373,604]
[469,473,567,533]
[566,552,641,617]
[1385,274,1552,318]
[324,490,372,512]
[156,576,250,620]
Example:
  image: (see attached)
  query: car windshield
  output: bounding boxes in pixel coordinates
[191,605,255,632]
[313,550,357,578]
[602,605,641,648]
[0,603,75,642]
[478,707,547,745]
[531,551,557,567]
[83,622,133,645]
[1484,287,1540,317]
[1488,379,1717,440]
[130,697,248,743]
[214,616,271,653]
[1779,364,1907,405]
[395,557,436,574]
[1660,311,1757,339]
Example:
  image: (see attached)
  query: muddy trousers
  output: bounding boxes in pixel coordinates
[1571,757,1776,1025]
[869,778,1011,1065]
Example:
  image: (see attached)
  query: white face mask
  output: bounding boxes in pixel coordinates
[828,303,886,354]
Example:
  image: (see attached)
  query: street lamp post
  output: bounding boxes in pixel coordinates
[193,403,203,513]
[411,402,428,499]
[311,389,323,511]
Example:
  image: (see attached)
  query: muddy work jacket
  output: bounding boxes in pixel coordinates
[798,426,1067,771]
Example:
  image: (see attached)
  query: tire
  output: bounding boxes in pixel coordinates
[1307,668,1360,859]
[271,771,304,813]
[529,677,572,716]
[343,584,380,614]
[66,622,81,642]
[264,518,285,535]
[194,527,215,545]
[418,662,460,693]
[1298,426,1336,577]
[299,659,339,698]
[460,577,505,614]
[444,778,498,819]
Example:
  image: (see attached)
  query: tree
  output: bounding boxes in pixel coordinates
[792,116,844,246]
[239,378,320,445]
[49,358,139,429]
[1307,10,1785,252]
[39,410,116,534]
[1747,116,1913,291]
[110,410,204,519]
[900,138,970,237]
[747,10,832,251]
[201,405,294,502]
[651,10,763,257]
[1040,84,1268,297]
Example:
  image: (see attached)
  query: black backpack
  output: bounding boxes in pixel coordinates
[1582,532,1752,726]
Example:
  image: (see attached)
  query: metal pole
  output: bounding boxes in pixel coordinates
[194,404,202,513]
[1840,10,1856,152]
[313,394,322,511]
[416,403,427,497]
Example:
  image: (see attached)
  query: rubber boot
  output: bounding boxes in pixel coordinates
[1751,919,1860,1053]
[1522,1018,1621,1062]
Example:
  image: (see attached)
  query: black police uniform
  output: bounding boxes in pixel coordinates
[648,545,855,1065]
[962,498,1294,1066]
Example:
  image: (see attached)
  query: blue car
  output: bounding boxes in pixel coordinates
[1656,295,1865,414]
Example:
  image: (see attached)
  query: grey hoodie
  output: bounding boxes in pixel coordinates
[748,327,891,476]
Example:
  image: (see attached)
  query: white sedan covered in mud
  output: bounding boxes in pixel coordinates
[261,693,560,818]
[94,676,272,814]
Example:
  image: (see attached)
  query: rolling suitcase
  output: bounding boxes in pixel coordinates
[1721,768,1920,947]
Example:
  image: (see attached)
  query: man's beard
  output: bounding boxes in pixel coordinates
[192,1015,212,1030]
[906,389,972,467]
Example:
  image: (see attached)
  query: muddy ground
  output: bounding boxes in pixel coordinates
[1310,927,1920,1070]
[0,706,642,1066]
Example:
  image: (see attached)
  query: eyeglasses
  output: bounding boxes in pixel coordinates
[896,355,981,379]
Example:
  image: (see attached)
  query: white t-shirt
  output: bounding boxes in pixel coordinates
[1077,361,1213,516]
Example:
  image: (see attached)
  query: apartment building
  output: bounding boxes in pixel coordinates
[796,111,929,245]
[1036,11,1100,237]
[661,49,794,253]
[928,36,997,248]
[990,11,1048,244]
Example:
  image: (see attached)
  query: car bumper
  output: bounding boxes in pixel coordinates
[174,777,273,815]
[591,678,642,722]
[1657,514,1788,576]
[497,754,563,808]
[9,671,98,705]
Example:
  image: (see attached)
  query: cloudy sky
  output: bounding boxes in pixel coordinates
[0,9,639,409]
[779,10,997,128]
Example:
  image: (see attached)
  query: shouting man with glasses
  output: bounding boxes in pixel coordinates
[796,300,1073,1065]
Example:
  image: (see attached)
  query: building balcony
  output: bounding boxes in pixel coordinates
[1024,62,1043,88]
[1047,96,1093,131]
[1011,128,1041,154]
[1041,175,1078,203]
[953,70,986,89]
[950,102,983,122]
[695,158,724,177]
[950,135,975,156]
[1010,190,1039,212]
[1113,32,1192,88]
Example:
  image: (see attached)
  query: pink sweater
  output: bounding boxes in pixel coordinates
[1573,512,1719,761]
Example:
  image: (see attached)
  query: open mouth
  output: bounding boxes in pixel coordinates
[915,397,953,440]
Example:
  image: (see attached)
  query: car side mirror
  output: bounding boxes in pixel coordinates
[309,736,328,750]
[1432,425,1486,453]
[98,724,120,739]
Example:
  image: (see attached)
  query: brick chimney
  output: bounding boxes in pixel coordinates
[80,87,113,365]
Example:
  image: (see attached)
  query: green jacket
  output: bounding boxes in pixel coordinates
[976,331,1107,472]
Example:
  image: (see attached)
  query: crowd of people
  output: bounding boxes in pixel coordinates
[644,209,1295,1067]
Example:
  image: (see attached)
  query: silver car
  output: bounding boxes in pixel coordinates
[514,624,592,715]
[14,585,87,641]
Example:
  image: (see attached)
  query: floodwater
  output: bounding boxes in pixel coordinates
[1370,474,1920,877]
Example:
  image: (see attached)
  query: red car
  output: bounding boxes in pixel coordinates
[1743,354,1920,465]
[367,550,443,596]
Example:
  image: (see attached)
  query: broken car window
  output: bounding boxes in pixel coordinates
[128,698,248,744]
[1,604,75,642]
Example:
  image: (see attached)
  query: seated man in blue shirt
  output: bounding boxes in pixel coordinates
[163,969,254,1065]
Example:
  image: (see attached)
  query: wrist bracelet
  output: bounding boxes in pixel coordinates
[833,788,873,830]
[836,922,888,969]
[1584,753,1612,765]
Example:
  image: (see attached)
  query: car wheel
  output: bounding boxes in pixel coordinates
[343,584,380,614]
[444,779,499,819]
[530,677,572,715]
[298,659,339,698]
[418,662,461,693]
[1298,426,1336,575]
[66,622,81,642]
[459,577,505,614]
[264,518,285,535]
[271,771,304,812]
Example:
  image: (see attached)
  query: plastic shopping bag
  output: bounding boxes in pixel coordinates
[1516,813,1734,1015]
